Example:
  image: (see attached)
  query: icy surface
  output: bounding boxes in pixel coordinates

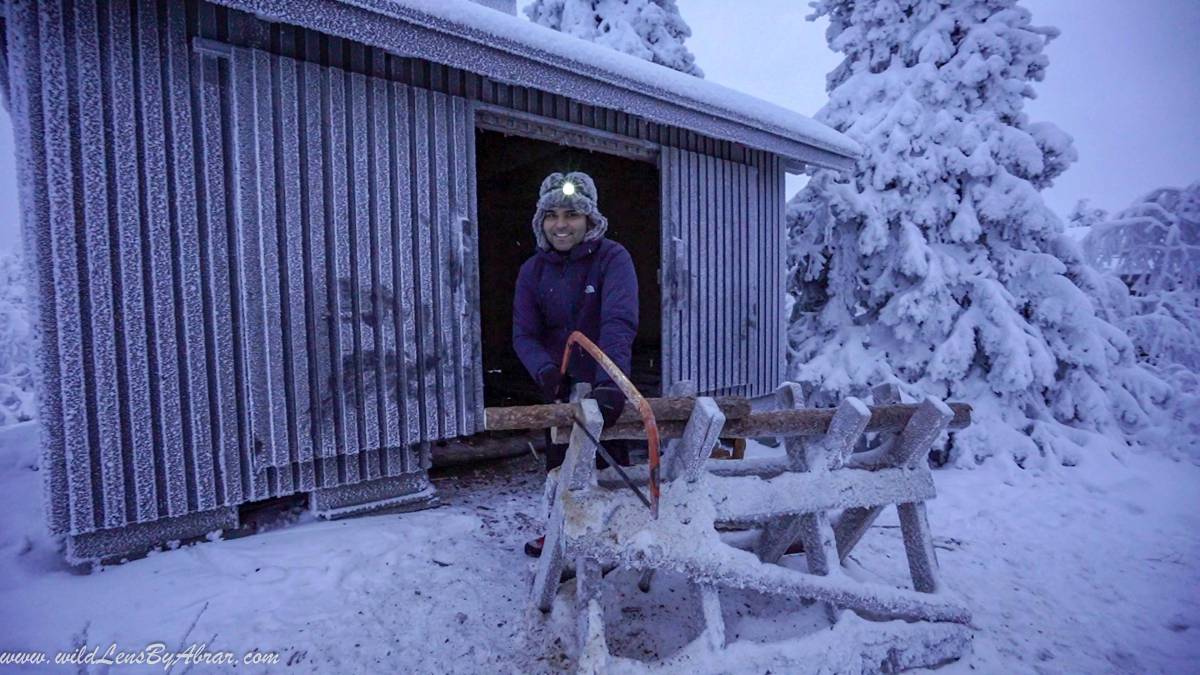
[0,426,1196,672]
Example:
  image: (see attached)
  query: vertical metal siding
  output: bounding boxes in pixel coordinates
[661,148,782,398]
[20,0,485,538]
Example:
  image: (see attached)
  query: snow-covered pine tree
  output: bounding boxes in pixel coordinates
[524,0,704,77]
[786,0,1167,467]
[1067,199,1108,230]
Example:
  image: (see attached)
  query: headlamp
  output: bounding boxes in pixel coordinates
[561,181,576,196]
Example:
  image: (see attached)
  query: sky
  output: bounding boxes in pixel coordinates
[0,0,1196,252]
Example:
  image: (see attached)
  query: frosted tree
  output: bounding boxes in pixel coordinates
[0,252,36,425]
[1067,199,1108,230]
[525,0,704,77]
[1080,185,1200,456]
[786,0,1167,466]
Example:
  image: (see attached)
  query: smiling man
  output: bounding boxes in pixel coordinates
[512,171,640,556]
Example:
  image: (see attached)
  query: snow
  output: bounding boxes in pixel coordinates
[1,424,1195,672]
[243,0,861,161]
[525,0,704,78]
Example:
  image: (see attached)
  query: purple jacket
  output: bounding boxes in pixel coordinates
[513,238,639,389]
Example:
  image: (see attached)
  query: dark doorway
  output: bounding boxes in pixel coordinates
[475,128,662,408]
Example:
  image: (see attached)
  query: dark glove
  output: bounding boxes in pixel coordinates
[591,384,626,429]
[537,366,567,403]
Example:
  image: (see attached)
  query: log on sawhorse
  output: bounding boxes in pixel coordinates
[527,382,974,673]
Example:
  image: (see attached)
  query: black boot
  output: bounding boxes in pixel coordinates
[524,536,545,558]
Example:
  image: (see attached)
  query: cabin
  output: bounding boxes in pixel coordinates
[0,0,859,562]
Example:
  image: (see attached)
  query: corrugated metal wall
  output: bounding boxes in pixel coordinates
[225,44,480,500]
[660,147,785,398]
[6,0,480,538]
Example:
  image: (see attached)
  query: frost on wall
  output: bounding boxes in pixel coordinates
[524,0,704,77]
[0,253,36,426]
[785,0,1167,467]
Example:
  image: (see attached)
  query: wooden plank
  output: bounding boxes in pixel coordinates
[775,382,808,471]
[597,466,936,523]
[575,556,609,671]
[836,398,953,561]
[562,399,603,492]
[699,585,726,650]
[898,501,941,594]
[531,498,566,613]
[569,535,970,624]
[797,510,843,622]
[463,99,485,434]
[810,396,871,472]
[849,396,954,470]
[638,380,695,593]
[677,397,726,483]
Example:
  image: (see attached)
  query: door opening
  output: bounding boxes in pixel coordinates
[474,128,662,408]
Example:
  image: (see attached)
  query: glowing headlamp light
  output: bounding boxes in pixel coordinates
[561,181,576,196]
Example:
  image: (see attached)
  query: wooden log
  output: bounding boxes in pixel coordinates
[484,395,751,432]
[590,402,971,440]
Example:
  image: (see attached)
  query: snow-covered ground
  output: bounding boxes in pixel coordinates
[0,421,1196,673]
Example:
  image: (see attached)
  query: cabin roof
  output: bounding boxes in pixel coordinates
[211,0,862,170]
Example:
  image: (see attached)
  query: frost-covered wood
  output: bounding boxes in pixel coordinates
[532,391,971,670]
[757,391,868,572]
[592,400,970,440]
[483,394,750,431]
[837,397,953,562]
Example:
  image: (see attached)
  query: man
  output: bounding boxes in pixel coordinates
[512,171,638,557]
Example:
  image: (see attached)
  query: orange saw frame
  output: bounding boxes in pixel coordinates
[560,331,660,519]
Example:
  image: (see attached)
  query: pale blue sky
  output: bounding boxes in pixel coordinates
[0,0,1195,252]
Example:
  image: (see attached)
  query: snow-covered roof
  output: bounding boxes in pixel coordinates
[213,0,861,170]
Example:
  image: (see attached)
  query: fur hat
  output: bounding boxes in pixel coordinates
[531,171,609,250]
